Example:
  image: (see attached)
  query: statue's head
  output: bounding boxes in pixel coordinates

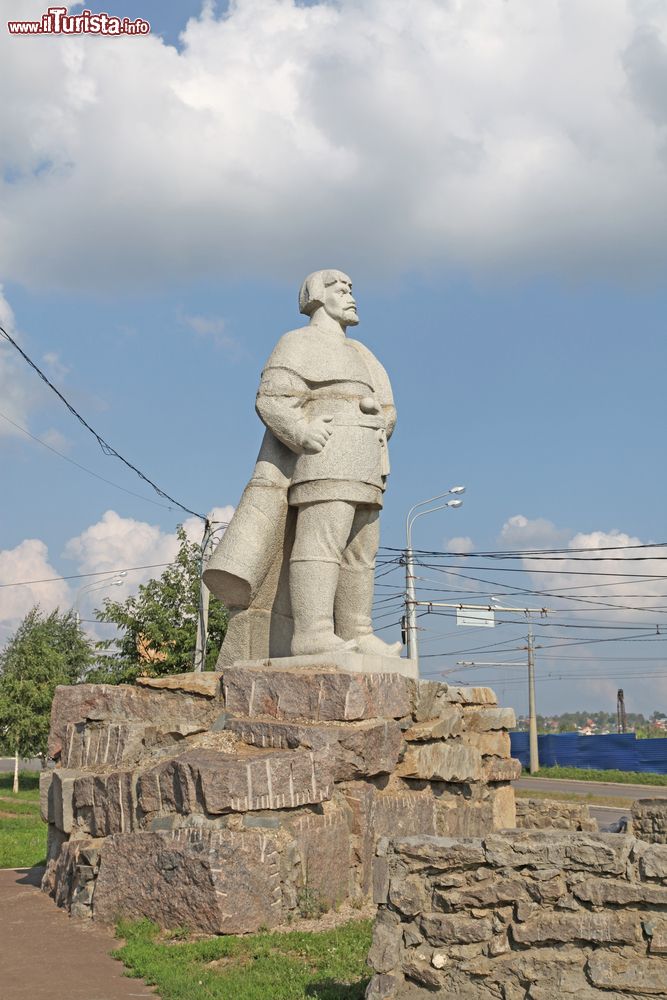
[298,269,359,328]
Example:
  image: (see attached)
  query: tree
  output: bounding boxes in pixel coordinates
[92,526,228,684]
[0,606,94,792]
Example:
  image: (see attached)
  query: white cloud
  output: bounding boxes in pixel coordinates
[446,535,475,554]
[0,538,72,635]
[2,0,667,292]
[181,313,242,354]
[0,505,235,643]
[498,514,571,549]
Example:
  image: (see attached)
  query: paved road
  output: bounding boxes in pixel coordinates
[0,757,42,773]
[0,867,153,999]
[515,775,667,800]
[589,805,631,831]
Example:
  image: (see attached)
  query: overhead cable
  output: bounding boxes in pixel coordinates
[0,323,205,520]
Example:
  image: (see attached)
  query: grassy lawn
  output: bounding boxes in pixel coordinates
[0,771,46,869]
[114,917,373,1000]
[529,765,667,786]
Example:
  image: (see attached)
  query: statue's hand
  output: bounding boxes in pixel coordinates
[301,414,334,453]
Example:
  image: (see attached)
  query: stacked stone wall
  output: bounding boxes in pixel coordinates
[632,799,667,845]
[41,667,519,933]
[367,830,667,999]
[516,797,597,832]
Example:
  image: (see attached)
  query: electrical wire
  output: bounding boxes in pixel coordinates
[0,409,179,512]
[0,562,174,588]
[0,323,205,520]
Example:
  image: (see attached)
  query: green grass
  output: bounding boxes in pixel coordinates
[530,765,667,786]
[113,918,373,1000]
[0,771,46,869]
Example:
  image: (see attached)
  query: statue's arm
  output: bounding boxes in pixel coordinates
[256,366,333,455]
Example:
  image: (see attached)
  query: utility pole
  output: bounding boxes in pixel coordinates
[617,689,627,734]
[453,602,548,775]
[194,522,213,672]
[526,619,539,774]
[404,546,418,660]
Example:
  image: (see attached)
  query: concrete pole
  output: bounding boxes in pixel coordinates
[194,522,212,672]
[527,619,540,774]
[405,545,418,662]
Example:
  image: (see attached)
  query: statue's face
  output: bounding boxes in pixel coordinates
[322,273,359,327]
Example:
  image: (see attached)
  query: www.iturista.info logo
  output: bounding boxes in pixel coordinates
[7,7,150,35]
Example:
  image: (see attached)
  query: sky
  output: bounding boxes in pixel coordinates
[2,0,667,720]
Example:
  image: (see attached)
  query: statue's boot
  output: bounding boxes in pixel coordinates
[335,566,403,657]
[290,561,356,656]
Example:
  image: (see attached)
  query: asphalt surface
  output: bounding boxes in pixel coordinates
[0,867,154,999]
[515,775,667,800]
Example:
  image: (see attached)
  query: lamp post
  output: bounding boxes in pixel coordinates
[74,573,127,626]
[404,486,465,664]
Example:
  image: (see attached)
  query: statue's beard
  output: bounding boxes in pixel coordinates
[344,310,359,326]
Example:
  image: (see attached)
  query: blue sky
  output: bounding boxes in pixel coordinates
[3,0,667,719]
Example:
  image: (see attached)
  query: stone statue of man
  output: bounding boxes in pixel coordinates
[204,269,401,665]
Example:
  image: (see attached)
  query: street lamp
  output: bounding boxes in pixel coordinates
[404,486,465,664]
[74,573,127,625]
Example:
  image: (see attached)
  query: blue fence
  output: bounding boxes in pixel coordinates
[510,731,667,774]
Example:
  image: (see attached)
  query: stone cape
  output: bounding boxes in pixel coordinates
[203,326,394,667]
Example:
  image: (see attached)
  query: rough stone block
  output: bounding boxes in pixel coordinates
[136,671,222,697]
[287,804,352,908]
[397,743,482,783]
[48,683,218,759]
[435,877,529,911]
[367,911,402,974]
[389,874,428,916]
[411,681,450,723]
[223,666,412,722]
[93,830,284,933]
[52,769,78,833]
[511,911,640,945]
[137,746,334,816]
[636,842,667,881]
[484,831,632,875]
[373,789,439,840]
[226,716,404,780]
[461,707,516,732]
[435,797,495,839]
[586,950,667,993]
[444,687,498,706]
[73,769,135,836]
[516,798,597,832]
[491,784,516,830]
[403,711,463,741]
[648,918,667,955]
[421,912,494,945]
[39,770,53,823]
[481,758,522,782]
[393,836,486,869]
[459,730,510,756]
[572,878,667,906]
[632,799,667,845]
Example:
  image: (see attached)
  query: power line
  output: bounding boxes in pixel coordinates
[0,409,178,512]
[381,542,667,558]
[0,323,205,520]
[0,562,173,589]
